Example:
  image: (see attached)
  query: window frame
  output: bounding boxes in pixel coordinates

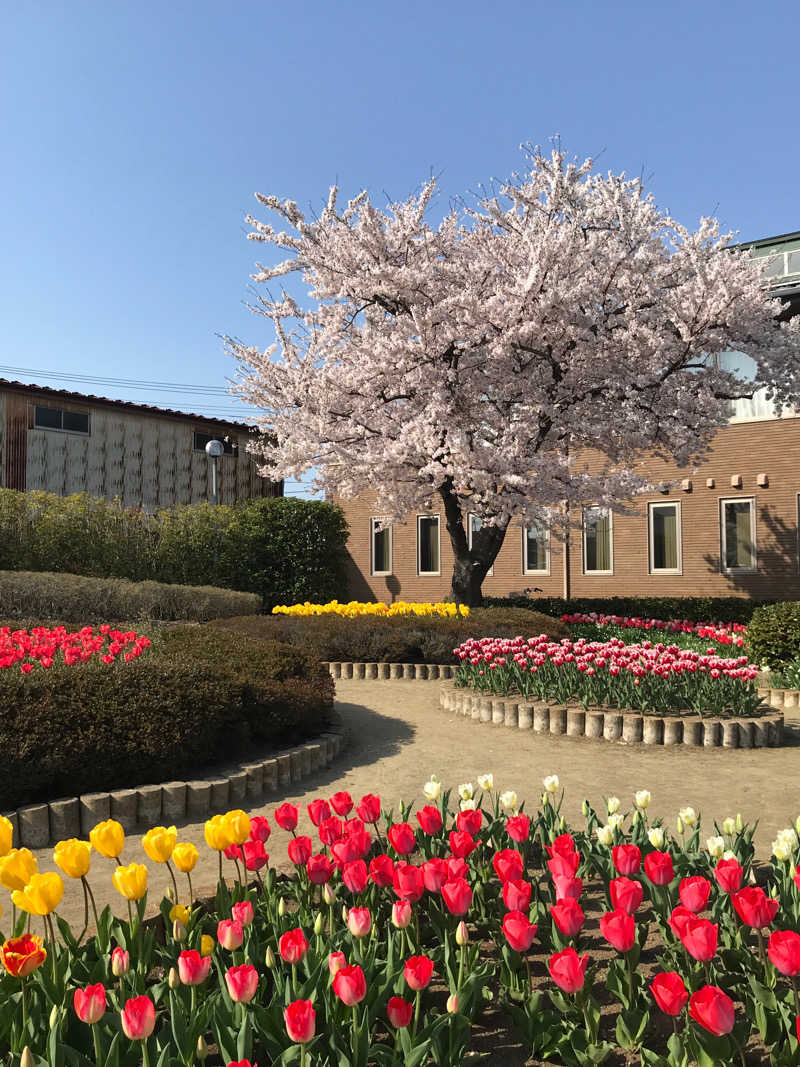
[33,405,90,436]
[719,496,757,575]
[582,506,614,576]
[416,514,441,577]
[522,522,551,576]
[647,500,683,575]
[369,517,392,577]
[467,514,493,577]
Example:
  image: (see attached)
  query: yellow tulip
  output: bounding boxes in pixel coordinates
[0,815,12,858]
[12,872,64,915]
[222,810,250,846]
[169,903,190,926]
[204,815,233,852]
[89,819,125,859]
[0,848,38,892]
[141,825,177,864]
[53,839,92,880]
[112,862,148,901]
[172,842,199,873]
[200,934,214,957]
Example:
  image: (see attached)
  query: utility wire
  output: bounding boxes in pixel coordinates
[0,364,238,395]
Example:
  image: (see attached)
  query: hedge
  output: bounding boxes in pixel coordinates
[745,602,800,667]
[0,571,260,623]
[0,625,333,810]
[0,490,350,610]
[484,595,766,626]
[210,607,568,664]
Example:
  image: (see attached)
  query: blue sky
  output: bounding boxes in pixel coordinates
[1,2,795,494]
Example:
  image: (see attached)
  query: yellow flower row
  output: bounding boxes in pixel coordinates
[272,600,470,618]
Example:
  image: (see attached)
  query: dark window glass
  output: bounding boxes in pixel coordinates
[62,410,90,434]
[193,432,235,454]
[418,516,440,573]
[34,406,62,429]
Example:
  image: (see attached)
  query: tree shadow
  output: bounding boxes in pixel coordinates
[702,506,797,598]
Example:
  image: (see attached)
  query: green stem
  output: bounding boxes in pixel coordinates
[141,1039,152,1067]
[187,872,194,908]
[79,877,90,943]
[19,977,28,1053]
[412,990,421,1040]
[92,1023,103,1067]
[792,976,800,1018]
[166,861,180,904]
[83,877,101,934]
[352,1004,359,1062]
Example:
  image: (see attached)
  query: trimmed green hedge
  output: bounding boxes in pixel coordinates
[210,607,568,664]
[484,595,765,626]
[0,625,333,810]
[745,602,800,667]
[0,571,260,623]
[0,491,349,610]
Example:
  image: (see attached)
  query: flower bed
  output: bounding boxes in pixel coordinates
[562,613,747,647]
[3,780,800,1065]
[273,600,470,618]
[0,624,151,673]
[455,636,762,718]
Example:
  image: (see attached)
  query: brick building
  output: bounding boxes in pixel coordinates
[0,379,280,508]
[336,230,800,603]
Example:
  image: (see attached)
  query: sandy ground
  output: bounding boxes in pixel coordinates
[28,677,800,929]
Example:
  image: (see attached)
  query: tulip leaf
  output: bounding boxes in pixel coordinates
[748,974,778,1010]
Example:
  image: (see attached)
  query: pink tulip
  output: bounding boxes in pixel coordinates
[225,964,259,1003]
[73,983,106,1024]
[120,995,156,1040]
[177,950,211,986]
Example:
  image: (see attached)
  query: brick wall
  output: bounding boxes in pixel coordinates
[334,417,800,602]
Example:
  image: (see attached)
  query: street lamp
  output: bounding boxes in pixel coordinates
[205,439,224,505]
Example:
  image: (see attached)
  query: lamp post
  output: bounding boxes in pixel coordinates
[205,439,224,506]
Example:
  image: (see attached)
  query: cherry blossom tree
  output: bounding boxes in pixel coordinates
[228,148,800,605]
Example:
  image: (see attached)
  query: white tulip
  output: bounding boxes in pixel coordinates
[706,836,725,858]
[477,774,494,792]
[634,790,651,810]
[458,782,474,802]
[722,850,737,861]
[460,798,477,811]
[596,824,614,846]
[499,790,518,812]
[722,817,736,836]
[608,813,624,830]
[678,807,697,828]
[773,838,792,863]
[795,814,800,837]
[543,775,560,794]
[607,797,621,815]
[648,827,665,849]
[423,778,441,802]
[778,827,798,850]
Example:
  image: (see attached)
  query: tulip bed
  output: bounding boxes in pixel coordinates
[455,635,763,717]
[3,782,800,1066]
[272,601,471,619]
[561,614,747,648]
[0,624,151,673]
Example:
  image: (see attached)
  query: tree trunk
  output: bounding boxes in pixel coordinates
[438,479,509,607]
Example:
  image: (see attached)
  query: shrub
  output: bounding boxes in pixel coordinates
[0,626,333,810]
[746,601,800,667]
[484,595,764,626]
[210,606,567,664]
[0,571,260,624]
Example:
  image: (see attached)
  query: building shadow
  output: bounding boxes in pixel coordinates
[702,507,798,599]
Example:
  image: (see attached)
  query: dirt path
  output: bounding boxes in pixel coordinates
[28,678,800,930]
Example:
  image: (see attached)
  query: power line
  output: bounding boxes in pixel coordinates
[0,364,239,395]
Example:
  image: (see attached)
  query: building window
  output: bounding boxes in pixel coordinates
[468,515,493,576]
[720,498,757,573]
[34,406,90,435]
[648,501,682,574]
[370,518,392,576]
[193,432,236,455]
[417,515,441,576]
[523,523,550,574]
[582,507,613,575]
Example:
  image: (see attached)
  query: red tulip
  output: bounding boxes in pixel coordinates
[768,930,800,976]
[445,857,469,882]
[668,905,696,940]
[680,917,718,962]
[404,955,434,991]
[331,838,359,868]
[688,985,735,1036]
[307,853,334,885]
[369,854,395,887]
[227,1061,254,1066]
[650,971,688,1016]
[279,928,309,964]
[217,920,244,951]
[318,816,344,847]
[347,906,371,939]
[612,844,642,876]
[416,806,443,835]
[73,983,106,1024]
[610,877,643,915]
[346,829,373,860]
[274,803,299,832]
[456,809,483,836]
[553,874,583,902]
[502,879,532,912]
[493,849,524,883]
[600,909,636,953]
[232,901,254,927]
[644,851,674,887]
[422,858,448,893]
[503,909,538,952]
[679,876,711,914]
[224,843,243,862]
[388,822,416,856]
[242,840,268,872]
[328,950,346,975]
[449,831,477,859]
[550,898,584,937]
[344,817,365,836]
[442,877,472,916]
[387,995,413,1028]
[356,793,381,824]
[732,887,780,929]
[120,996,156,1040]
[547,833,577,858]
[249,816,271,843]
[284,999,315,1043]
[307,799,331,826]
[392,899,412,928]
[287,836,313,867]
[333,963,367,1005]
[714,857,743,894]
[330,791,354,816]
[393,863,424,902]
[547,852,580,880]
[548,948,589,994]
[342,859,369,894]
[506,814,531,843]
[177,950,211,986]
[225,964,259,1003]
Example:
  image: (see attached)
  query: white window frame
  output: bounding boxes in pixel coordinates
[648,501,682,575]
[719,497,757,575]
[522,523,550,575]
[369,517,392,576]
[468,514,493,577]
[582,507,614,576]
[416,514,441,577]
